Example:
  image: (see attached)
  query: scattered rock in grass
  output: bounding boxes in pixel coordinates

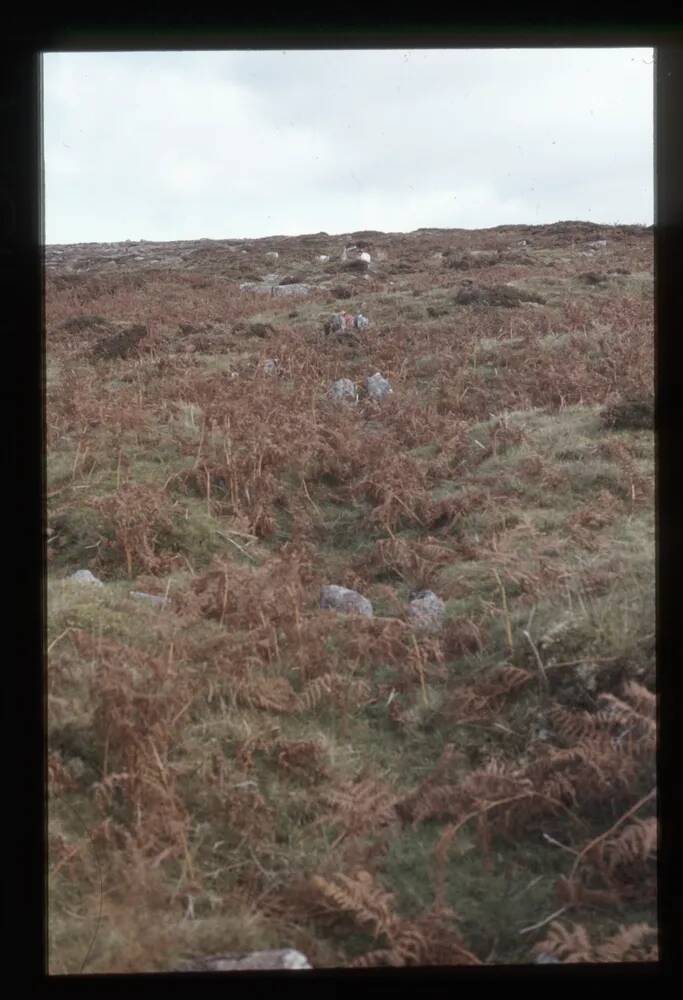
[262,358,280,376]
[239,282,275,295]
[365,372,393,400]
[318,254,330,263]
[279,273,308,286]
[329,378,358,402]
[129,591,168,608]
[324,310,367,335]
[600,394,654,431]
[454,284,546,307]
[588,239,608,249]
[174,949,312,972]
[273,283,311,297]
[407,590,446,633]
[265,251,279,260]
[68,569,104,587]
[320,585,373,618]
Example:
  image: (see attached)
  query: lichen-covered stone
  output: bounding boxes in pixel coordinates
[366,372,393,400]
[407,590,446,632]
[68,569,104,587]
[320,585,373,618]
[329,378,357,402]
[174,948,312,972]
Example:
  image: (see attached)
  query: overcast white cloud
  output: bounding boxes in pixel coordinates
[43,48,654,244]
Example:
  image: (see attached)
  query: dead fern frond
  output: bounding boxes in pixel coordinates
[232,675,300,714]
[597,691,656,741]
[310,870,399,941]
[547,704,603,742]
[594,923,658,962]
[297,673,372,713]
[348,948,406,968]
[324,779,399,841]
[595,816,658,875]
[621,680,656,718]
[533,920,595,963]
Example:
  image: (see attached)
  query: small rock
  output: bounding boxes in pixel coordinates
[329,378,357,402]
[320,585,373,618]
[365,372,393,400]
[265,251,279,259]
[68,569,104,587]
[407,590,446,632]
[262,358,279,376]
[272,283,311,297]
[239,282,274,295]
[129,591,167,608]
[587,239,607,248]
[175,949,312,972]
[534,952,561,965]
[318,254,330,263]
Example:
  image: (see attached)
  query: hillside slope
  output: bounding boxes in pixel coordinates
[46,222,656,972]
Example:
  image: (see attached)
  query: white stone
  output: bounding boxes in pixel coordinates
[68,569,104,587]
[366,373,393,400]
[129,591,167,607]
[407,591,446,633]
[329,378,357,402]
[175,949,312,972]
[272,283,311,297]
[320,585,373,618]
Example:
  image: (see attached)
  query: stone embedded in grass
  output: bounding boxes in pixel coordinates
[366,372,393,400]
[68,569,104,587]
[407,590,446,632]
[239,281,275,295]
[272,283,311,297]
[329,378,358,402]
[262,358,279,376]
[129,591,167,608]
[174,949,312,972]
[320,585,373,618]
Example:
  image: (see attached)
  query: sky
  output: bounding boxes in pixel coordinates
[42,48,654,245]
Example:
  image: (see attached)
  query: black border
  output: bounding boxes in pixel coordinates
[3,9,681,993]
